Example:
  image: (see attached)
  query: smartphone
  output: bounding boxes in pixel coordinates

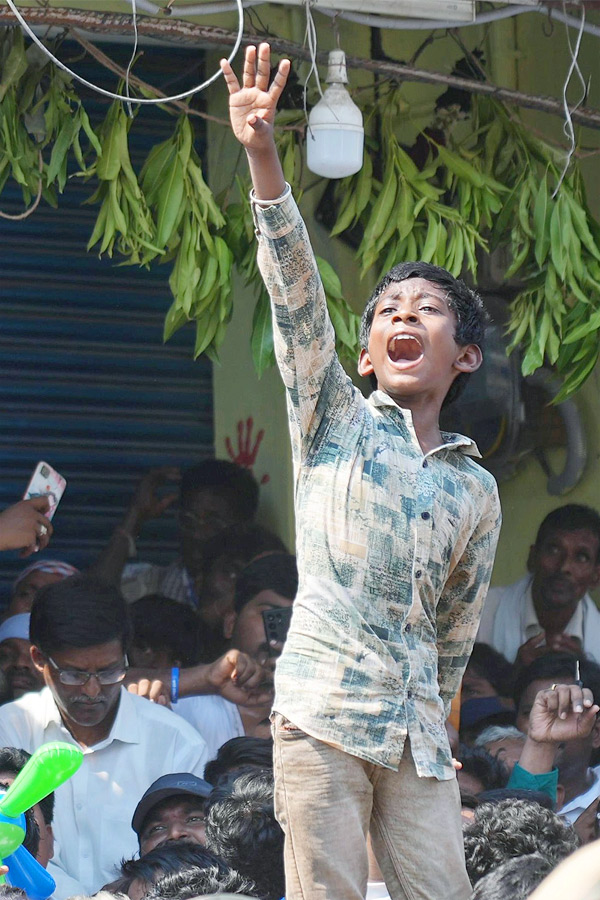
[262,607,293,653]
[23,461,67,521]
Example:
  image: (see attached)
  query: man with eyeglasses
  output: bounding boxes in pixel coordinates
[0,574,210,899]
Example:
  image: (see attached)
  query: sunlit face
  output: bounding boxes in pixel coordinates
[357,278,481,408]
[529,529,600,611]
[9,571,64,615]
[32,640,125,734]
[225,589,294,662]
[0,638,44,697]
[138,797,207,855]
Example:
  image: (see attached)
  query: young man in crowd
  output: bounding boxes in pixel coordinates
[94,459,259,607]
[478,504,600,665]
[171,553,297,758]
[221,43,502,900]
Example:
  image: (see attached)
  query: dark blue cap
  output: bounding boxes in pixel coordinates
[132,773,212,834]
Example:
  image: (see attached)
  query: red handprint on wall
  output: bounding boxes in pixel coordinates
[225,417,270,485]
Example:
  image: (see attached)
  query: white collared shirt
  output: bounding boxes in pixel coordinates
[477,574,600,663]
[176,694,244,762]
[559,765,600,824]
[0,687,209,897]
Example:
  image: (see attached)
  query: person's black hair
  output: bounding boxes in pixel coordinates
[180,460,259,523]
[469,853,555,900]
[233,554,298,614]
[145,862,258,899]
[359,261,488,406]
[458,746,509,794]
[121,842,224,878]
[205,768,283,900]
[477,788,554,810]
[30,574,130,655]
[534,504,600,562]
[466,644,515,699]
[463,798,580,885]
[200,526,287,582]
[130,596,201,668]
[0,775,39,858]
[204,737,273,786]
[0,746,54,825]
[513,652,600,710]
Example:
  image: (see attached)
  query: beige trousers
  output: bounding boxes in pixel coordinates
[272,714,471,900]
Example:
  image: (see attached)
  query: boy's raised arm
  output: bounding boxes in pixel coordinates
[220,43,290,201]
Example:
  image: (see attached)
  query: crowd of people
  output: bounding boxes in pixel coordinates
[0,459,598,900]
[0,38,599,900]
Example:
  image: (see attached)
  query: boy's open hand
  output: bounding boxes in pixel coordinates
[220,43,290,152]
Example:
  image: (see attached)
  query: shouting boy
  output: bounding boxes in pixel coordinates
[221,43,501,900]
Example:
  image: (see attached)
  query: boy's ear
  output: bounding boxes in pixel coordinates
[358,348,374,379]
[453,343,483,375]
[30,645,45,674]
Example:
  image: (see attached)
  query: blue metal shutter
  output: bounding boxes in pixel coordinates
[0,40,213,598]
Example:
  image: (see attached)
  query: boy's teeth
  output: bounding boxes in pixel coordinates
[389,335,422,362]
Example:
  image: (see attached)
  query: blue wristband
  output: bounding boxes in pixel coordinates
[171,667,180,705]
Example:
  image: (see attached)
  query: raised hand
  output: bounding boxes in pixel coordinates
[220,43,290,152]
[528,683,599,745]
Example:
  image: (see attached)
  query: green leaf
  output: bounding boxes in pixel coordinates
[163,299,189,341]
[251,290,275,377]
[316,256,343,300]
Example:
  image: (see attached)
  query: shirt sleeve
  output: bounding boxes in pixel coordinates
[436,484,502,712]
[507,762,558,805]
[253,188,358,461]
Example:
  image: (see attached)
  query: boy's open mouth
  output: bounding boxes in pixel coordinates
[387,334,424,365]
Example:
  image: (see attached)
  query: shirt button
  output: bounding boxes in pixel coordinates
[407,690,413,700]
[421,511,430,520]
[405,623,412,632]
[76,802,83,811]
[422,460,428,468]
[415,569,422,578]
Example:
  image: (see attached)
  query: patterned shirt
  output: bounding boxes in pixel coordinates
[254,187,501,779]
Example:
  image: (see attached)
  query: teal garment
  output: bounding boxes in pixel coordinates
[507,762,558,805]
[254,187,502,778]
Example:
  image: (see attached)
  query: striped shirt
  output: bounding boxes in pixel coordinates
[254,187,501,779]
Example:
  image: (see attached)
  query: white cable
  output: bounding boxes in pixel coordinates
[303,0,324,125]
[4,0,244,104]
[124,0,138,116]
[553,0,587,195]
[134,0,263,15]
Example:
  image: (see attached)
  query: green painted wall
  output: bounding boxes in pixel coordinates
[207,7,600,581]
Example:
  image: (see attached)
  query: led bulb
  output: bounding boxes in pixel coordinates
[307,50,364,179]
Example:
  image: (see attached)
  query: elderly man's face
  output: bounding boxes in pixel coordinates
[0,638,43,697]
[138,796,207,855]
[529,528,600,611]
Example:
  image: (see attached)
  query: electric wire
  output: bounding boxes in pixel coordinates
[4,0,244,104]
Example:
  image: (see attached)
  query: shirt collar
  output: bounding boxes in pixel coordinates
[40,686,140,748]
[522,577,586,642]
[368,390,481,458]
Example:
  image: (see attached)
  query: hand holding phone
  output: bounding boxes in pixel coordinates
[262,607,293,656]
[0,497,54,556]
[23,461,66,521]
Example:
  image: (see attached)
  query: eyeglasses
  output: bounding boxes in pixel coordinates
[46,655,129,686]
[178,510,229,534]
